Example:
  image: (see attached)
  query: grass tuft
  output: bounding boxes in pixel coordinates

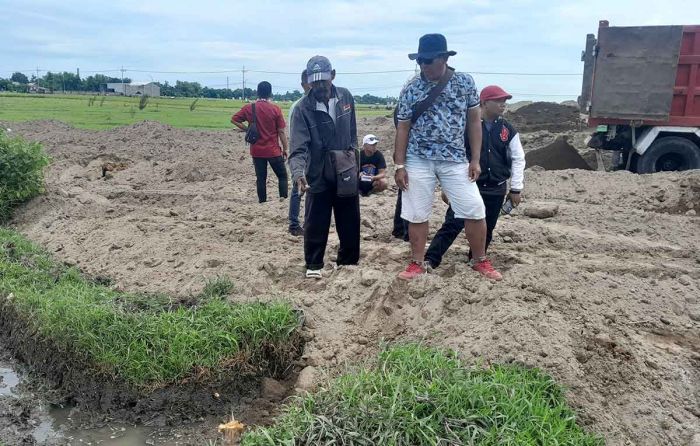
[0,228,301,388]
[242,344,602,445]
[202,275,235,299]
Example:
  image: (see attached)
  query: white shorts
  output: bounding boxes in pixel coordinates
[400,156,485,223]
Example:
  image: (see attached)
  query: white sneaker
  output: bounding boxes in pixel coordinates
[305,269,322,279]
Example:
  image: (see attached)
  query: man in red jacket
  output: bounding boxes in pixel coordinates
[232,81,289,203]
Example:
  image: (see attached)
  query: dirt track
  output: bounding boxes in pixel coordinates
[3,119,700,445]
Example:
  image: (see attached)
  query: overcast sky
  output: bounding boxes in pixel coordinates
[2,0,699,101]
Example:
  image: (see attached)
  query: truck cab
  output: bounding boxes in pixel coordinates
[580,20,700,173]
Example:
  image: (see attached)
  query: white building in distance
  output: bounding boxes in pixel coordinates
[105,82,160,97]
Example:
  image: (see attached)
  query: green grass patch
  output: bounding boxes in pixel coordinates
[242,345,602,446]
[0,93,391,130]
[0,129,50,221]
[201,275,235,300]
[0,228,301,388]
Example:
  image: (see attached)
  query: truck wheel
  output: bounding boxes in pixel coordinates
[638,137,700,173]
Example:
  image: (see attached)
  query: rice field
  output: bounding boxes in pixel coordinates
[0,93,392,130]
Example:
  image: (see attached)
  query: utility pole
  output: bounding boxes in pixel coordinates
[242,65,246,101]
[36,66,40,87]
[120,66,126,95]
[226,76,229,91]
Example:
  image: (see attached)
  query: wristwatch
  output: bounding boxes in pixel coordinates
[394,164,405,171]
[510,190,521,194]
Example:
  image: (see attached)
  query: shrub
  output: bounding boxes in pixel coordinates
[138,94,149,110]
[0,129,50,221]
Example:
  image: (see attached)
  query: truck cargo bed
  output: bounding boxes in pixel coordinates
[581,21,700,127]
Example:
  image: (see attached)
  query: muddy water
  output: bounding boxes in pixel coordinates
[0,353,235,445]
[48,405,153,445]
[0,343,282,444]
[0,366,20,396]
[0,355,62,444]
[0,354,161,445]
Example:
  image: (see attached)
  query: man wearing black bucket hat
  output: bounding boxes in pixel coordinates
[288,56,360,279]
[393,34,502,281]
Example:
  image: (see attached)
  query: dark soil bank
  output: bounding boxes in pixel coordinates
[0,299,304,440]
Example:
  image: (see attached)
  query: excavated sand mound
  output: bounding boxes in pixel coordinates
[506,102,582,132]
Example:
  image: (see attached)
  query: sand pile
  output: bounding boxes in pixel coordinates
[506,102,582,132]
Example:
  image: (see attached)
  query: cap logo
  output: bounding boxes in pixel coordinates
[312,63,321,72]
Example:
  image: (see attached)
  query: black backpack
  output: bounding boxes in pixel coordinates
[244,103,260,144]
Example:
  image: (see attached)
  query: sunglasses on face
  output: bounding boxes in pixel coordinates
[416,57,436,65]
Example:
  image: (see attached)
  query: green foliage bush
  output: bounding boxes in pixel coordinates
[0,129,50,221]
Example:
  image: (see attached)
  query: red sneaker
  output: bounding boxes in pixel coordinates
[472,258,503,281]
[398,261,427,280]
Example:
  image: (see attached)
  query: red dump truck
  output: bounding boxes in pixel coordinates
[580,20,700,173]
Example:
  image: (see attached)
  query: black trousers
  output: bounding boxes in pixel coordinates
[253,156,288,203]
[424,192,506,268]
[304,188,360,270]
[392,190,409,240]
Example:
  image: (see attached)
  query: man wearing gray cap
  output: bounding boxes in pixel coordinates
[288,55,359,279]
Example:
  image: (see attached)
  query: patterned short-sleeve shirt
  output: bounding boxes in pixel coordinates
[396,71,479,163]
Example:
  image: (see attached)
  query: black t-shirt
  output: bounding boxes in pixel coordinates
[360,150,386,177]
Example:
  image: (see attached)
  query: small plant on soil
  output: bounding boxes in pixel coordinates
[0,129,50,221]
[0,229,302,388]
[202,275,235,299]
[241,344,603,446]
[138,94,149,110]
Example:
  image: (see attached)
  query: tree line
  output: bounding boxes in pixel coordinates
[1,72,131,93]
[1,71,396,104]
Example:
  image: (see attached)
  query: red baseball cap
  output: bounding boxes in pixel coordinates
[480,85,512,102]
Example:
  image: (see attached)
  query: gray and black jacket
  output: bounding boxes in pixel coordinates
[288,85,358,194]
